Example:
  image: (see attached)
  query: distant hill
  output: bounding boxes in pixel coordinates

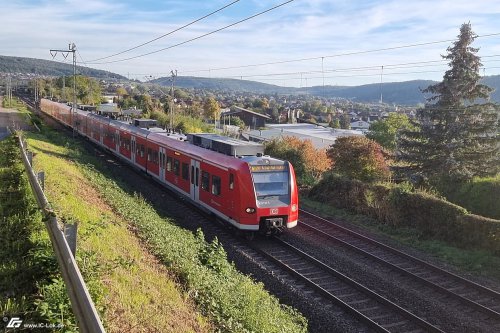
[0,55,126,80]
[153,76,289,94]
[158,75,500,105]
[2,55,500,105]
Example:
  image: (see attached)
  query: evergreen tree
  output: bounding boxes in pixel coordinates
[398,23,499,181]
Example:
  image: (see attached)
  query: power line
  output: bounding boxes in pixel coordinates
[87,0,295,65]
[131,54,500,81]
[176,32,500,74]
[87,0,241,63]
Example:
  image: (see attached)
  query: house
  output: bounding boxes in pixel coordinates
[225,106,271,129]
[350,120,371,130]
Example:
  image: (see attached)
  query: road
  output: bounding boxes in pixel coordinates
[0,96,33,140]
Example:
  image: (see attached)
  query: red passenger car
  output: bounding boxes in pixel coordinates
[40,99,298,235]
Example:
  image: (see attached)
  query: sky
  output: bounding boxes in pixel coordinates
[2,0,500,87]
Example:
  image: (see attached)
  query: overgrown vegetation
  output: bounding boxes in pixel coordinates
[0,134,77,331]
[438,174,500,220]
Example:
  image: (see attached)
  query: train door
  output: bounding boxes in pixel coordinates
[115,130,120,152]
[99,124,104,145]
[190,159,200,202]
[159,147,166,181]
[131,136,136,164]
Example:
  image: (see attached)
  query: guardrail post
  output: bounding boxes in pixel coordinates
[27,150,33,166]
[64,223,78,257]
[37,171,45,191]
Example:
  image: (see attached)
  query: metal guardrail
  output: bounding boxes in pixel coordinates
[17,133,105,333]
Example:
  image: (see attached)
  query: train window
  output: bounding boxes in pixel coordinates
[191,166,194,184]
[139,145,145,157]
[201,171,210,191]
[173,159,180,176]
[166,156,172,171]
[229,173,234,190]
[152,151,159,164]
[212,175,221,196]
[147,148,152,161]
[182,163,189,181]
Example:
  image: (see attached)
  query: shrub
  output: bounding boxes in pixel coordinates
[326,136,391,182]
[439,175,500,220]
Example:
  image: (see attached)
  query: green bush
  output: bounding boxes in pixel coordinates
[309,174,500,254]
[440,175,500,220]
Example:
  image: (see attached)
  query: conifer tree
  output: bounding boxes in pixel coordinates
[398,23,499,182]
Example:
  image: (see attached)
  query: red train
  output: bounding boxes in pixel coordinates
[39,99,299,235]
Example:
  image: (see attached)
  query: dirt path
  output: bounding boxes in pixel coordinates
[0,96,33,139]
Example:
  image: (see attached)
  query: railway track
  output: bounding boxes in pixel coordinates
[251,236,443,333]
[298,209,500,323]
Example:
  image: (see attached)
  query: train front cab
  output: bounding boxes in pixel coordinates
[240,157,299,235]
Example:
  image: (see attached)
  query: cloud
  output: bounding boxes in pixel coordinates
[2,0,499,86]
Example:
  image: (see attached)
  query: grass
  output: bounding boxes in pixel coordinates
[301,196,500,280]
[0,134,77,332]
[26,131,212,332]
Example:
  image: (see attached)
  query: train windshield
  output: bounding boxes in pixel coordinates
[251,169,290,204]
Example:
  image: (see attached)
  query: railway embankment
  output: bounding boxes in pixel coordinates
[21,125,307,332]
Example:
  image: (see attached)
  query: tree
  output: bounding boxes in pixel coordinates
[398,23,499,181]
[367,113,415,151]
[339,113,351,129]
[203,97,220,122]
[329,118,340,129]
[116,86,127,108]
[327,136,391,182]
[264,136,331,185]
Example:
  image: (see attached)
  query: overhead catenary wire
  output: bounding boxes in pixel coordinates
[87,0,241,63]
[129,54,500,82]
[174,32,500,75]
[87,0,295,65]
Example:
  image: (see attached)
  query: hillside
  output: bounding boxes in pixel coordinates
[153,76,289,94]
[161,75,500,105]
[0,55,126,80]
[2,55,500,105]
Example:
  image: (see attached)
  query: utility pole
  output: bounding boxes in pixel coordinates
[50,43,77,136]
[169,70,177,130]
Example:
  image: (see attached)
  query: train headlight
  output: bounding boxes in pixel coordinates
[291,204,298,212]
[245,207,256,214]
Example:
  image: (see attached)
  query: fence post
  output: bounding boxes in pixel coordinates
[37,171,45,191]
[64,223,78,257]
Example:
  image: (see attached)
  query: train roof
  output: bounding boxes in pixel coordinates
[186,133,264,157]
[79,111,280,170]
[147,132,250,170]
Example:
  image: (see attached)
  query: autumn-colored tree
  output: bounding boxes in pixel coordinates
[327,136,391,182]
[203,96,220,121]
[265,136,331,185]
